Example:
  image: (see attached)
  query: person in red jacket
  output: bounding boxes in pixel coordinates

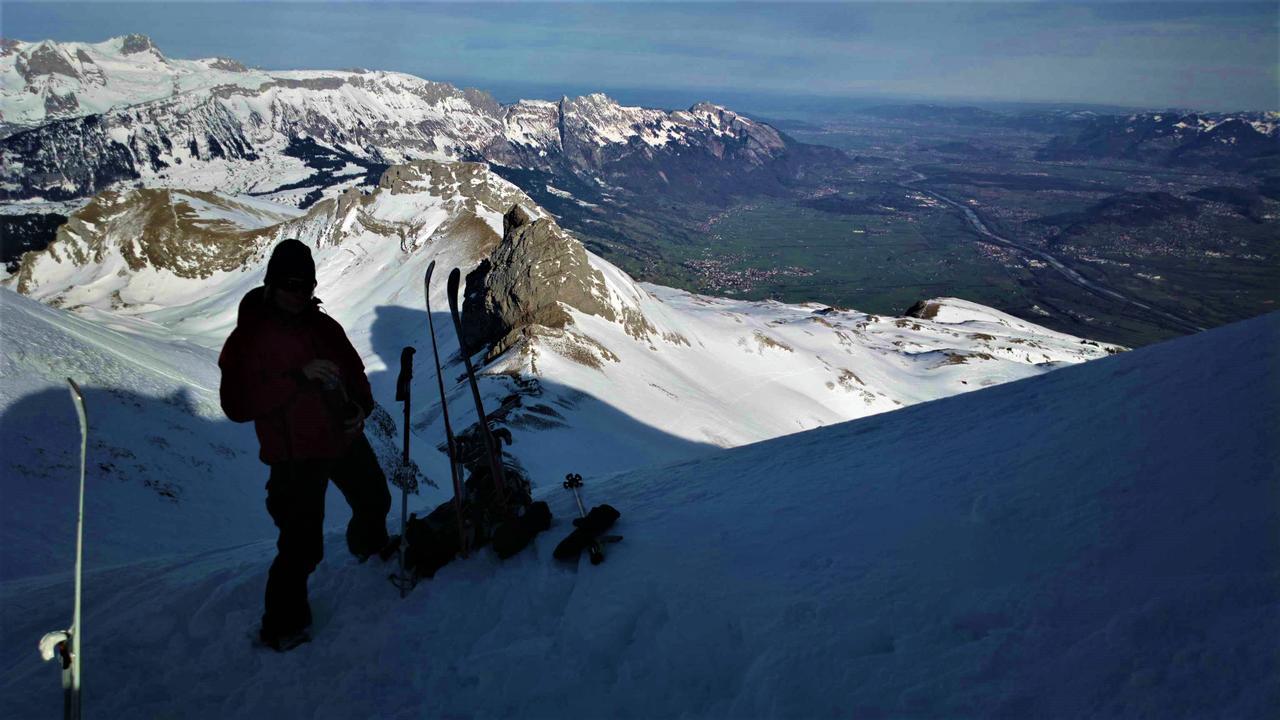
[219,238,392,651]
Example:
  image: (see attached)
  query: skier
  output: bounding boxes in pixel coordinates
[218,239,393,651]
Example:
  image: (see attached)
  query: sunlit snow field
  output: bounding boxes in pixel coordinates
[1,288,1275,718]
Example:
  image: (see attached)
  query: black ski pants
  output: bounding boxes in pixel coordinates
[261,434,391,637]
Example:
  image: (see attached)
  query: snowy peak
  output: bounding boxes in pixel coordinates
[1038,109,1280,168]
[203,57,249,73]
[502,99,563,151]
[551,93,785,160]
[2,36,817,205]
[0,35,271,132]
[15,41,84,81]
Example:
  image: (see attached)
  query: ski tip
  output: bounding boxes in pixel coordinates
[65,378,86,417]
[426,259,436,282]
[446,268,462,310]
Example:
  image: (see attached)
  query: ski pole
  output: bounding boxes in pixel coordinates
[563,473,606,565]
[564,473,588,518]
[394,347,415,598]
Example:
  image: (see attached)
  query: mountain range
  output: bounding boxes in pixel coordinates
[859,103,1278,174]
[1,34,838,210]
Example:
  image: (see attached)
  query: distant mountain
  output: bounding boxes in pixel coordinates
[1033,191,1201,238]
[1037,111,1280,173]
[859,103,1103,134]
[1,34,248,132]
[859,104,1278,174]
[0,35,841,208]
[862,104,1012,126]
[1190,186,1268,223]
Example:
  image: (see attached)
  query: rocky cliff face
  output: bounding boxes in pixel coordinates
[460,205,615,357]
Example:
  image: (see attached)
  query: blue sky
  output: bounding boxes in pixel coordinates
[5,2,1277,112]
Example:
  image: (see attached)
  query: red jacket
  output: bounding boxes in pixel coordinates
[218,286,375,464]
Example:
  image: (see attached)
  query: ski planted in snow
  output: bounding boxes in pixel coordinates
[445,267,511,515]
[39,378,87,720]
[425,261,469,557]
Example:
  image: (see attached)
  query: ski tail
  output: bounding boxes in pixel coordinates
[425,261,469,557]
[445,267,510,515]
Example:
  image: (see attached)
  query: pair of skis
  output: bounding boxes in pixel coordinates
[408,260,621,582]
[424,261,500,555]
[395,262,516,589]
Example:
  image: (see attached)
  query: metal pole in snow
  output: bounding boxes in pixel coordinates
[395,348,415,598]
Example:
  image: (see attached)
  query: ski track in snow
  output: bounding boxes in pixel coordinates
[2,309,1276,719]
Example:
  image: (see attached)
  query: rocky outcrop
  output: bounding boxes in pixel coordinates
[16,42,80,81]
[14,188,285,296]
[207,57,248,73]
[460,205,615,357]
[119,34,160,56]
[43,91,79,115]
[905,300,942,320]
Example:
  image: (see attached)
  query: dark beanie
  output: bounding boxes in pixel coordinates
[264,239,316,286]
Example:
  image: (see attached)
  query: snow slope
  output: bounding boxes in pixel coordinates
[0,287,271,580]
[7,161,1122,490]
[0,288,411,581]
[2,306,1274,719]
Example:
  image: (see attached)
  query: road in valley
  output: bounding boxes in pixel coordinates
[902,176,1206,335]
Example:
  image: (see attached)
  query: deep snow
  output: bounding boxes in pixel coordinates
[2,303,1274,718]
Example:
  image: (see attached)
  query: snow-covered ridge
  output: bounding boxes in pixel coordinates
[1132,110,1279,138]
[7,160,1123,487]
[1,34,271,130]
[1,35,792,206]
